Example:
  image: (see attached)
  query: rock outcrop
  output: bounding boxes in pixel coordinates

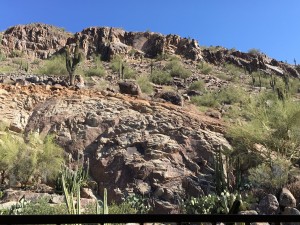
[1,23,298,80]
[0,83,229,213]
[67,27,203,61]
[202,48,300,78]
[1,23,71,59]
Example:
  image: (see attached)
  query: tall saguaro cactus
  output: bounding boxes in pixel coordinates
[66,40,81,86]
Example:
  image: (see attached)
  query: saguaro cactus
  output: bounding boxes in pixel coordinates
[66,41,81,86]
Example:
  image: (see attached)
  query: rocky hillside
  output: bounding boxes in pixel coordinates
[1,23,299,78]
[1,23,300,215]
[0,83,228,213]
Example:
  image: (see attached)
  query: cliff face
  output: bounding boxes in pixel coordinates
[0,24,202,61]
[1,23,71,59]
[68,27,203,61]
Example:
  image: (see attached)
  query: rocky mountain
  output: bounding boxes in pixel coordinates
[1,23,300,214]
[1,23,298,78]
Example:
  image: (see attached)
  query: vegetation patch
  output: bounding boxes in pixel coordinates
[37,54,67,75]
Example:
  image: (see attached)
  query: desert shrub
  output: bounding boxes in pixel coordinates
[12,58,29,71]
[228,91,300,173]
[197,62,213,75]
[0,133,20,184]
[110,56,137,79]
[9,50,24,58]
[248,157,297,191]
[37,54,67,75]
[166,59,192,79]
[191,85,248,108]
[31,59,40,65]
[110,55,123,73]
[0,65,15,73]
[217,85,248,105]
[108,201,138,214]
[223,63,244,78]
[84,67,106,77]
[191,93,217,107]
[20,198,68,215]
[289,78,300,95]
[248,48,262,55]
[0,50,6,61]
[0,132,64,187]
[189,80,205,91]
[84,54,106,77]
[137,75,153,94]
[123,67,137,79]
[150,70,172,85]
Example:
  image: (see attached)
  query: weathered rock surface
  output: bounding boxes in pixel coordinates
[258,194,279,215]
[279,188,297,208]
[118,81,141,96]
[69,27,203,61]
[0,83,229,213]
[157,91,184,106]
[202,48,300,78]
[1,23,71,59]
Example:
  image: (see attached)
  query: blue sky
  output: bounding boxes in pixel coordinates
[1,0,300,63]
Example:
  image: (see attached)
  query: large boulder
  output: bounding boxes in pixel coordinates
[279,188,296,208]
[118,81,141,96]
[158,91,183,106]
[258,194,279,215]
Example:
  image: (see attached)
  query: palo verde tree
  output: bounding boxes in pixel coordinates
[65,40,81,86]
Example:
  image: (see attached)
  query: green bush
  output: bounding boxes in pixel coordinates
[110,56,122,73]
[191,85,248,108]
[0,50,6,61]
[166,60,192,79]
[110,56,136,79]
[191,93,217,107]
[37,54,68,75]
[228,91,300,173]
[84,67,106,77]
[20,198,68,215]
[137,75,153,94]
[0,132,64,187]
[150,70,172,85]
[249,157,298,191]
[197,62,213,75]
[223,63,244,81]
[9,50,24,58]
[189,80,205,91]
[248,48,262,55]
[12,58,29,71]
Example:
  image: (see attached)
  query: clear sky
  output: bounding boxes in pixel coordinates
[1,0,300,64]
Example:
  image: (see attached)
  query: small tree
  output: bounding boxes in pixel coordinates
[66,41,81,86]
